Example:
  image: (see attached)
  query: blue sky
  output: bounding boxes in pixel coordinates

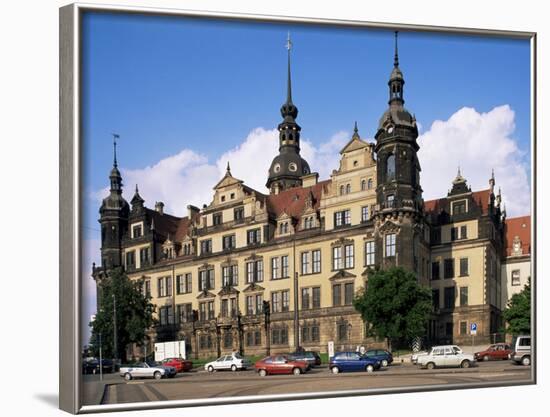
[80,11,531,341]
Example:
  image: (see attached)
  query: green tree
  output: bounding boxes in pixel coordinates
[89,267,156,362]
[353,267,432,351]
[502,278,531,336]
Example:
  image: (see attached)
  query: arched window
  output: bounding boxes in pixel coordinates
[386,154,395,181]
[346,184,351,194]
[361,180,366,191]
[340,185,345,195]
[367,178,373,189]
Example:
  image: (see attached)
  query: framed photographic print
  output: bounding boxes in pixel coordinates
[59,2,536,414]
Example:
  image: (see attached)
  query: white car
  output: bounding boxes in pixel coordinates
[204,353,251,372]
[119,362,176,381]
[417,345,475,369]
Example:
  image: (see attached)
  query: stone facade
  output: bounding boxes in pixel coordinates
[93,34,525,359]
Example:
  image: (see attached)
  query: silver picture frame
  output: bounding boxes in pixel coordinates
[59,2,537,414]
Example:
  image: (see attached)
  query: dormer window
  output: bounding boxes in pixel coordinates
[452,200,467,215]
[279,222,289,234]
[132,224,143,238]
[304,216,314,230]
[213,212,222,226]
[234,207,244,222]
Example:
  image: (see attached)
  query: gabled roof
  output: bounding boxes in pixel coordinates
[339,136,370,155]
[213,170,243,190]
[504,215,531,257]
[424,189,492,215]
[266,180,330,219]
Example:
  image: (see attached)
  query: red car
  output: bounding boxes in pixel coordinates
[474,343,512,361]
[255,355,309,376]
[160,357,193,372]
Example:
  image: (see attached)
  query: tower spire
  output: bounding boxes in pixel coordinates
[286,31,293,105]
[112,133,119,167]
[394,31,399,68]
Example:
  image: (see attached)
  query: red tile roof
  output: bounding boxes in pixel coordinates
[266,180,330,219]
[504,215,531,257]
[424,189,492,215]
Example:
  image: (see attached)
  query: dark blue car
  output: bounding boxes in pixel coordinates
[329,351,381,374]
[363,349,393,367]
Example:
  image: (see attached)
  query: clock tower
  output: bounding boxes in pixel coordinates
[373,32,426,274]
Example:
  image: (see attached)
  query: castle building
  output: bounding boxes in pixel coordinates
[92,33,529,358]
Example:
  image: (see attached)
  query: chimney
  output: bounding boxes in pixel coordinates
[187,204,200,220]
[155,201,164,215]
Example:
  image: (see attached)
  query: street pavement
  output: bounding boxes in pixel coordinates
[86,360,532,406]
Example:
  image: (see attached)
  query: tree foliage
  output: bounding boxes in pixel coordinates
[89,267,156,362]
[353,267,432,350]
[502,278,531,336]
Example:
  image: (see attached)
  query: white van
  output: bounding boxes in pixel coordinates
[510,335,531,366]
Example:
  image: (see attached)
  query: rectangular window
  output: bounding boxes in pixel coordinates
[365,241,375,266]
[255,294,263,316]
[222,234,236,250]
[344,244,354,268]
[385,234,396,257]
[460,286,468,306]
[247,228,261,245]
[444,258,454,279]
[158,277,170,297]
[159,306,174,326]
[460,225,467,239]
[176,274,192,294]
[199,302,207,321]
[344,282,354,305]
[334,210,351,227]
[301,252,311,275]
[246,296,254,316]
[177,303,192,323]
[200,239,212,255]
[199,269,214,291]
[460,321,468,335]
[271,291,281,313]
[337,322,348,341]
[246,260,264,283]
[312,250,321,273]
[387,194,395,208]
[132,224,142,238]
[432,289,440,310]
[452,200,467,215]
[207,301,215,320]
[312,287,321,308]
[139,247,150,264]
[221,299,228,317]
[213,212,222,226]
[271,257,280,279]
[332,284,342,307]
[432,261,440,280]
[361,206,369,222]
[234,207,244,222]
[282,290,290,312]
[301,288,310,310]
[144,280,151,297]
[444,286,456,309]
[126,251,135,267]
[451,227,458,241]
[511,270,521,286]
[281,255,289,277]
[222,265,238,286]
[460,258,469,276]
[332,246,343,270]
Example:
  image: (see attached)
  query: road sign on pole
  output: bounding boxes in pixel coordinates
[328,341,334,359]
[470,323,477,336]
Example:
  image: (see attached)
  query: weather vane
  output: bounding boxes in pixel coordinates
[286,31,292,51]
[112,133,120,166]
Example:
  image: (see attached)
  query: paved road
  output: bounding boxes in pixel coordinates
[95,361,531,405]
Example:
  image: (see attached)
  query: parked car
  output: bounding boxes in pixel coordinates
[411,350,429,365]
[255,355,309,376]
[417,345,475,369]
[82,358,114,374]
[474,343,512,361]
[329,351,381,374]
[509,335,531,366]
[160,357,193,372]
[204,352,251,372]
[363,349,393,367]
[119,362,176,381]
[287,350,322,367]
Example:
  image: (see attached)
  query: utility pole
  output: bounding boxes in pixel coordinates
[112,293,118,362]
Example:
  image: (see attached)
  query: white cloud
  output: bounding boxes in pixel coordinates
[418,105,530,217]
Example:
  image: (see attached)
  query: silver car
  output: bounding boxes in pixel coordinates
[417,345,475,369]
[119,362,175,381]
[204,353,251,372]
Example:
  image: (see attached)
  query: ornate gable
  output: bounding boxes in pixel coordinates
[243,282,265,293]
[196,290,216,299]
[329,270,356,281]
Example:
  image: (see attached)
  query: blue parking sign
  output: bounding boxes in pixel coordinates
[470,323,477,335]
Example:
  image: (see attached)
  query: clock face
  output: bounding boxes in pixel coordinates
[274,163,281,173]
[289,162,297,172]
[387,125,394,134]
